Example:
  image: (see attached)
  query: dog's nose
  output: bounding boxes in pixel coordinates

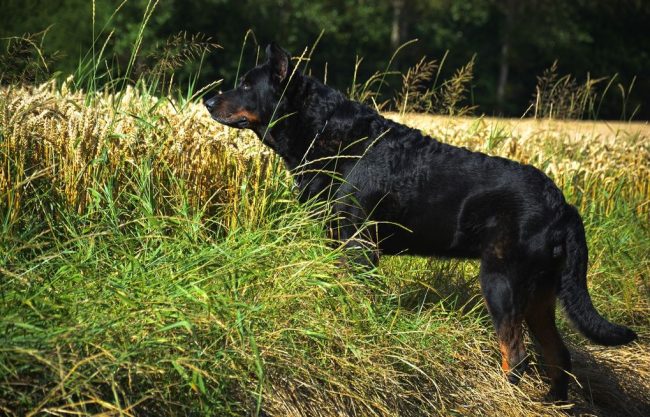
[204,96,216,112]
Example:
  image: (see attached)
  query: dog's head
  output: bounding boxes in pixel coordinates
[204,43,292,130]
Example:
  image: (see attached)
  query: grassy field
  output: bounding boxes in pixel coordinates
[1,80,648,416]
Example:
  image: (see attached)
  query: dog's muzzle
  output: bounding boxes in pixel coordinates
[204,96,218,113]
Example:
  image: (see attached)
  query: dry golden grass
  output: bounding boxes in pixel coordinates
[2,81,647,221]
[0,79,272,226]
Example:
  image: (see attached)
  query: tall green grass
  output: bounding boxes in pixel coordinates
[1,3,648,416]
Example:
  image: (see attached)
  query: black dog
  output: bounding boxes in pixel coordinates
[204,43,637,401]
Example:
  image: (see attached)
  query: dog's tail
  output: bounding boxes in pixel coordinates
[557,205,637,346]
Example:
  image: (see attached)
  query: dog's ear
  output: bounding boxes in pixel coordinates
[266,42,291,82]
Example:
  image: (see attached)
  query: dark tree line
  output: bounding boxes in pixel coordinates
[1,0,648,119]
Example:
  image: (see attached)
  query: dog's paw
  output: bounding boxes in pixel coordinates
[506,356,529,385]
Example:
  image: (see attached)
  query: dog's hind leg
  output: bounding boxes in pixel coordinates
[479,257,529,384]
[525,285,571,402]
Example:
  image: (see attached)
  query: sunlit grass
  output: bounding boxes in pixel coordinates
[1,77,648,416]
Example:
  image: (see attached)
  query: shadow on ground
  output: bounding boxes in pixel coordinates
[568,337,650,417]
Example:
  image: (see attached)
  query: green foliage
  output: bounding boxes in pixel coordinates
[1,0,648,118]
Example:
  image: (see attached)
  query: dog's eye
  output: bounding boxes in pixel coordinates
[241,82,251,91]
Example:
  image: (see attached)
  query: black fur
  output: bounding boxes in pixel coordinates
[204,43,637,401]
[558,205,638,345]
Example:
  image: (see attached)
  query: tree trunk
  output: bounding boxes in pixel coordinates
[496,41,510,112]
[496,0,517,113]
[391,0,406,50]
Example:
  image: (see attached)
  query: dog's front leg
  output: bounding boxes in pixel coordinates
[328,201,379,270]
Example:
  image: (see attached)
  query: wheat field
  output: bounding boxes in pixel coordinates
[0,80,648,416]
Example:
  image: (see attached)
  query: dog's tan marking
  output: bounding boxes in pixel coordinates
[231,108,260,123]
